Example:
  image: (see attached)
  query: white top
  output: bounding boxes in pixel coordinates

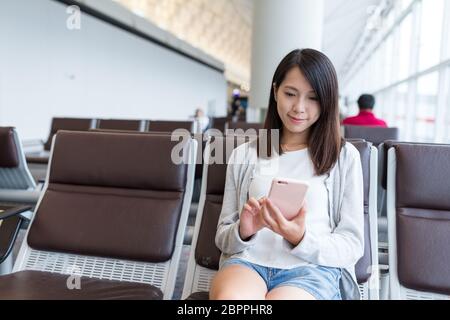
[215,141,365,299]
[246,148,331,269]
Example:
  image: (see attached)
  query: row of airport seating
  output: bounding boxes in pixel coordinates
[34,117,262,151]
[0,130,196,299]
[24,117,263,186]
[0,128,41,207]
[26,118,194,165]
[183,136,380,300]
[0,129,379,299]
[2,117,264,247]
[25,117,262,163]
[1,126,449,299]
[343,126,400,258]
[344,126,450,299]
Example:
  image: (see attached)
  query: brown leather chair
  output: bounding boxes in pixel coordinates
[181,135,247,299]
[182,138,379,300]
[379,140,449,262]
[387,143,450,299]
[0,127,36,271]
[0,205,32,275]
[0,127,39,205]
[97,119,146,131]
[0,127,36,191]
[0,130,197,299]
[43,118,94,151]
[351,140,379,299]
[210,117,230,133]
[344,126,399,147]
[0,127,37,274]
[343,127,399,249]
[88,129,201,246]
[148,120,193,133]
[26,118,94,167]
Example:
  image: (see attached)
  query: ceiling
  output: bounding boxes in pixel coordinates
[322,0,382,80]
[113,0,381,87]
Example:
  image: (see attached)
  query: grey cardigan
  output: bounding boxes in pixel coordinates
[215,141,365,300]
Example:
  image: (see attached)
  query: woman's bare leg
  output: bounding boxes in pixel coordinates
[210,265,267,300]
[265,286,316,300]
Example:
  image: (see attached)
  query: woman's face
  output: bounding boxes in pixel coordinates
[274,67,320,137]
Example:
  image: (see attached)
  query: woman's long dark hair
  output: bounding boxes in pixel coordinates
[259,48,344,176]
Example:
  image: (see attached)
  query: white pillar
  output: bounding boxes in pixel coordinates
[248,0,324,122]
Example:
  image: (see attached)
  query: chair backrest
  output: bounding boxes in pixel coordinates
[344,126,399,146]
[195,136,249,269]
[29,130,191,261]
[211,117,229,133]
[182,136,246,297]
[16,130,197,299]
[0,127,36,190]
[43,118,94,151]
[387,143,450,298]
[97,119,145,131]
[193,139,377,272]
[227,122,263,132]
[148,120,193,133]
[349,140,378,289]
[92,128,209,187]
[381,140,449,190]
[183,138,379,299]
[0,127,19,168]
[0,205,29,266]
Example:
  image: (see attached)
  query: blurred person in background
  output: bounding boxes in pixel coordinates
[192,107,210,133]
[342,94,387,127]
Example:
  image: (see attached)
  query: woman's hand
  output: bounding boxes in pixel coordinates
[261,198,307,246]
[239,197,266,240]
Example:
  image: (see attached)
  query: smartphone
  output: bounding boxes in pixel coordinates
[268,178,309,220]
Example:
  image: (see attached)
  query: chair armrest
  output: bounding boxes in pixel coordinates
[37,181,46,191]
[0,206,32,222]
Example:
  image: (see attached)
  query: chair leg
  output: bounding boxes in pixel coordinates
[379,267,390,300]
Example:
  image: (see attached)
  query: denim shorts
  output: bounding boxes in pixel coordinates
[221,258,342,300]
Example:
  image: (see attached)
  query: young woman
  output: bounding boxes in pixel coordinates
[210,49,364,300]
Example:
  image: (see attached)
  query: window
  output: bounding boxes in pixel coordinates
[393,83,409,135]
[375,92,386,122]
[342,0,449,145]
[397,13,413,81]
[400,0,413,12]
[418,0,445,71]
[373,47,383,91]
[385,89,397,126]
[383,36,394,84]
[444,4,450,61]
[415,72,439,142]
[446,67,450,142]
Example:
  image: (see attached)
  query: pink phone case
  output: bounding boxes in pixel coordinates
[268,178,309,220]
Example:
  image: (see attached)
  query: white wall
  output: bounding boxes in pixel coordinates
[0,0,227,140]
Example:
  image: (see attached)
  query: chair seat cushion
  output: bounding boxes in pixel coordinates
[186,291,209,300]
[0,270,162,300]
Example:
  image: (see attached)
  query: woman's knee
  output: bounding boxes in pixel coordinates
[210,288,243,300]
[210,265,267,300]
[210,287,266,300]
